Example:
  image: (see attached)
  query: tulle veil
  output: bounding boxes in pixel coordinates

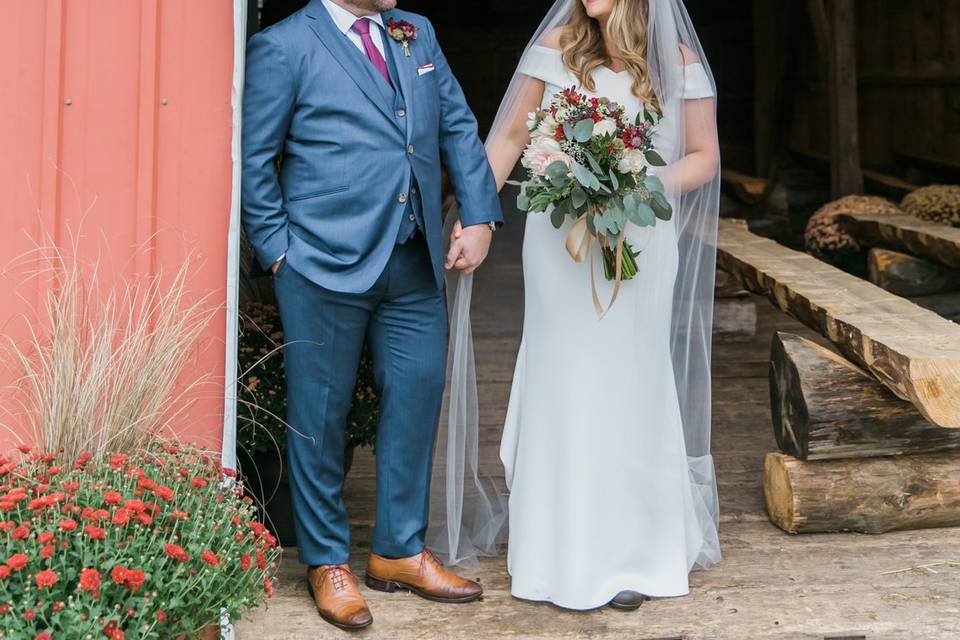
[428,0,722,570]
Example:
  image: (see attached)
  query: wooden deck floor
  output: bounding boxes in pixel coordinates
[235,218,960,640]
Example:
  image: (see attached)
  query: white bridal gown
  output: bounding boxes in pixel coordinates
[500,45,716,610]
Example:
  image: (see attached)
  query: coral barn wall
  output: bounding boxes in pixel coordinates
[0,0,242,459]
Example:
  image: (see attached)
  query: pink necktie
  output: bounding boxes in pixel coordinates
[351,18,393,88]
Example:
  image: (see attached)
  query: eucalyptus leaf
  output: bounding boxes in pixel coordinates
[571,186,587,209]
[517,191,530,211]
[644,109,655,125]
[572,161,601,191]
[651,191,673,220]
[550,205,567,229]
[574,118,595,143]
[645,174,664,193]
[645,150,667,167]
[636,201,657,226]
[584,150,603,173]
[563,122,575,140]
[609,169,620,191]
[546,160,569,183]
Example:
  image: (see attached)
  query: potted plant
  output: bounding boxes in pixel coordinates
[0,441,280,639]
[236,302,379,546]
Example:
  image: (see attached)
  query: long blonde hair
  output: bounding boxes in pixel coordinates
[560,0,660,112]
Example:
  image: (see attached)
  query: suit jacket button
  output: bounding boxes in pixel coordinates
[407,144,415,154]
[408,213,416,221]
[397,109,406,117]
[398,193,408,204]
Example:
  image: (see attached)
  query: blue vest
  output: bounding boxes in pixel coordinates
[373,33,424,244]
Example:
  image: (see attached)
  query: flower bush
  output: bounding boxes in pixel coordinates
[0,442,280,639]
[237,302,379,458]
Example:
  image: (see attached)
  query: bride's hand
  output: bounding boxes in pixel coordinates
[446,220,492,275]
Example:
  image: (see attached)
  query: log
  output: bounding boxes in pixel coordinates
[838,212,960,269]
[714,293,757,343]
[769,332,960,460]
[764,451,960,534]
[715,268,747,298]
[867,248,960,297]
[721,169,773,204]
[717,218,960,428]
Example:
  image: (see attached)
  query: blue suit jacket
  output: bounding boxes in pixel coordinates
[242,1,502,293]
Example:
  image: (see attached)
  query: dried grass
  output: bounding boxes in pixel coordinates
[1,237,217,464]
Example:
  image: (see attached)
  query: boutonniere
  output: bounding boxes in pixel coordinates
[386,18,417,57]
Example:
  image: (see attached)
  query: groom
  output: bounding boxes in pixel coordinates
[242,0,502,631]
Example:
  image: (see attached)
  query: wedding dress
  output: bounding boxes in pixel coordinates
[497,46,716,610]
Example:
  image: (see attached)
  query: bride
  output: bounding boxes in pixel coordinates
[478,0,723,611]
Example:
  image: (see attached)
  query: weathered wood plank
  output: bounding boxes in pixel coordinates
[764,451,960,534]
[770,332,960,459]
[867,248,960,297]
[717,218,960,428]
[826,0,864,197]
[839,211,960,269]
[714,293,757,344]
[721,169,773,204]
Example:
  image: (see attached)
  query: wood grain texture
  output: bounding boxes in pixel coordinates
[764,451,960,534]
[839,212,960,269]
[718,218,960,429]
[714,294,757,344]
[868,248,960,297]
[770,332,960,459]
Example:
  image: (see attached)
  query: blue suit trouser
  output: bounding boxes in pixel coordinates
[273,235,446,565]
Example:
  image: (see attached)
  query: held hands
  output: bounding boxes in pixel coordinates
[445,220,493,275]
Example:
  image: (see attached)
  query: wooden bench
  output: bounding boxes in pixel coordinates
[717,218,960,429]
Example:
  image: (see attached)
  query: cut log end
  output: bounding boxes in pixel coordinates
[764,453,798,533]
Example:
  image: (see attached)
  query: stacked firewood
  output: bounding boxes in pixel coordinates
[716,218,960,536]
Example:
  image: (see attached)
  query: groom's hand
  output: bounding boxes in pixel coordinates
[445,220,493,275]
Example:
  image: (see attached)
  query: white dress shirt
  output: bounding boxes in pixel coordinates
[274,1,387,267]
[321,0,386,57]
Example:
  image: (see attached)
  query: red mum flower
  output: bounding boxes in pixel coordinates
[169,510,189,521]
[0,603,9,614]
[16,444,32,454]
[35,568,57,589]
[12,525,29,540]
[7,553,28,571]
[155,610,167,623]
[264,578,274,597]
[191,477,207,489]
[102,620,123,640]
[256,552,267,570]
[0,566,10,580]
[110,454,128,469]
[80,567,101,593]
[110,565,128,585]
[124,499,145,513]
[112,509,130,526]
[38,531,54,544]
[59,518,77,532]
[61,480,80,492]
[23,607,35,621]
[0,520,13,532]
[154,486,174,501]
[124,569,144,591]
[84,525,106,540]
[104,492,122,506]
[200,550,219,567]
[240,553,252,570]
[41,545,55,559]
[52,600,65,612]
[35,632,52,640]
[164,543,190,562]
[75,451,93,469]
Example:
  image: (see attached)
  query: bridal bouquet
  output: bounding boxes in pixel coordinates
[512,87,671,288]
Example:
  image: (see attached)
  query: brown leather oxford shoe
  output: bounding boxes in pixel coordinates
[306,564,373,631]
[365,548,483,604]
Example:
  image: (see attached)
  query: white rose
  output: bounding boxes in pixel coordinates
[526,111,539,131]
[617,149,647,175]
[593,118,618,138]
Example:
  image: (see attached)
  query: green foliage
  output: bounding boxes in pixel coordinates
[237,303,379,458]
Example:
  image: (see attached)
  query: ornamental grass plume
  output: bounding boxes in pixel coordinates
[2,235,217,465]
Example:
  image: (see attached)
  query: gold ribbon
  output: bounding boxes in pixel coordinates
[564,216,625,318]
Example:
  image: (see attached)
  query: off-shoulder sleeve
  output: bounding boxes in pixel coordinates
[518,45,571,88]
[682,62,714,99]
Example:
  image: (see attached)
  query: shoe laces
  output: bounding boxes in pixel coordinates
[322,564,354,592]
[418,547,443,577]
